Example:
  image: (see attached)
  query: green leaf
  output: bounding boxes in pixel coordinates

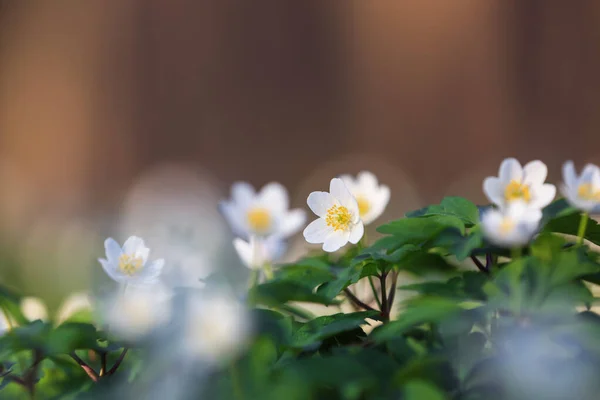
[431,227,483,261]
[403,380,447,400]
[46,323,99,354]
[541,198,578,223]
[316,265,363,300]
[371,297,463,343]
[291,311,379,348]
[249,281,337,306]
[543,212,600,245]
[426,197,480,226]
[377,215,466,239]
[274,264,335,290]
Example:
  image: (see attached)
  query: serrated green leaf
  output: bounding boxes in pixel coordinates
[403,380,447,400]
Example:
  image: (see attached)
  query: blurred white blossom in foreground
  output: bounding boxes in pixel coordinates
[481,202,542,247]
[561,161,600,212]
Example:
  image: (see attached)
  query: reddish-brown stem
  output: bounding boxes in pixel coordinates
[344,288,375,311]
[387,270,399,316]
[107,348,129,375]
[380,272,389,320]
[70,352,99,382]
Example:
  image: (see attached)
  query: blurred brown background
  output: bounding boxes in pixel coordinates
[1,1,600,300]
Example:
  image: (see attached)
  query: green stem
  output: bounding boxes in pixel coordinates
[577,212,589,246]
[230,361,243,400]
[263,263,274,281]
[511,247,521,260]
[367,276,382,310]
[248,269,259,288]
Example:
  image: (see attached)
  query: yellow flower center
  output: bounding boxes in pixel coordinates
[356,195,371,217]
[504,180,531,203]
[577,183,600,201]
[118,254,144,275]
[499,217,515,235]
[325,205,352,231]
[247,208,272,233]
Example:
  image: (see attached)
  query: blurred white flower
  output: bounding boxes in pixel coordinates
[101,284,172,340]
[182,291,250,363]
[121,164,228,290]
[340,171,390,225]
[483,158,555,210]
[56,292,92,324]
[304,178,364,252]
[481,202,542,247]
[98,236,164,286]
[561,161,600,213]
[220,182,306,239]
[233,236,285,270]
[20,296,49,322]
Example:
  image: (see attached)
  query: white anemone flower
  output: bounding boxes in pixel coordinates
[101,284,172,341]
[304,178,364,252]
[481,202,542,247]
[182,291,251,363]
[20,297,49,322]
[56,292,92,324]
[220,182,306,239]
[98,236,164,286]
[340,171,390,225]
[233,235,285,270]
[483,158,556,210]
[561,161,600,213]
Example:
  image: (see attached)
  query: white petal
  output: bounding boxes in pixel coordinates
[278,209,306,238]
[357,171,378,190]
[523,160,548,186]
[134,259,164,285]
[104,238,122,264]
[330,178,359,216]
[307,191,337,217]
[219,202,250,238]
[123,236,146,255]
[99,258,125,283]
[530,184,556,209]
[322,230,350,252]
[581,164,598,183]
[303,219,332,243]
[362,186,390,225]
[233,238,253,268]
[339,174,357,193]
[136,247,150,265]
[258,182,289,213]
[348,221,364,244]
[483,177,504,207]
[498,158,522,184]
[562,161,578,190]
[231,182,256,207]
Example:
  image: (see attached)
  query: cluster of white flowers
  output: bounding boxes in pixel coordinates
[97,235,249,364]
[481,158,600,248]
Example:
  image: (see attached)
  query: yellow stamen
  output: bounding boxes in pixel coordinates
[499,218,515,235]
[356,195,371,217]
[118,254,144,275]
[247,208,271,233]
[504,180,531,202]
[577,183,600,201]
[325,205,352,231]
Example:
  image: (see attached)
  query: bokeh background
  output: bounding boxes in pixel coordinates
[1,0,600,308]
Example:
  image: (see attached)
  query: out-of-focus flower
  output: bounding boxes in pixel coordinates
[340,171,390,225]
[98,236,164,286]
[561,161,600,213]
[304,178,364,252]
[56,292,92,324]
[483,158,555,210]
[220,182,306,239]
[101,284,172,341]
[20,297,49,322]
[233,236,285,270]
[481,202,542,247]
[182,291,250,363]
